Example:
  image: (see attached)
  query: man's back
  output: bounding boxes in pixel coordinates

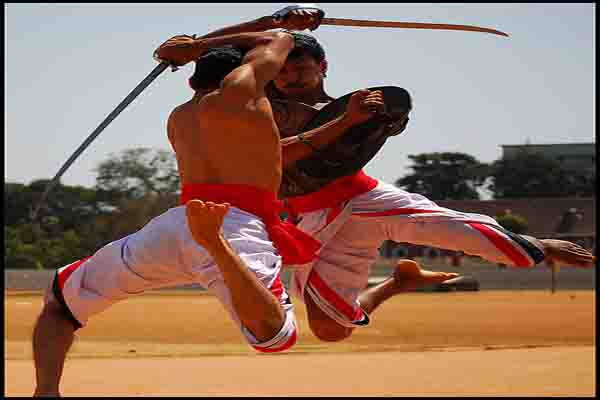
[160,31,303,194]
[168,85,282,194]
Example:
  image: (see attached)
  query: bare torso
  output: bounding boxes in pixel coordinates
[168,91,283,193]
[268,92,335,198]
[271,99,321,138]
[267,83,333,138]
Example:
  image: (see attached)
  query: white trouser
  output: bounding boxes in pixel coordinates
[49,205,298,353]
[288,180,544,327]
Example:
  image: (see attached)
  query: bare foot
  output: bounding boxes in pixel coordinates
[393,260,460,291]
[185,200,230,249]
[540,239,596,268]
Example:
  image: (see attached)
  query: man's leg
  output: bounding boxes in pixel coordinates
[304,259,457,342]
[357,260,458,313]
[32,297,76,397]
[186,200,285,342]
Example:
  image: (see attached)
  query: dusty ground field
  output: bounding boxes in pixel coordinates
[5,290,596,396]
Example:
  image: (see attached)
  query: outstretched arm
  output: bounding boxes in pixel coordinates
[199,5,322,39]
[154,6,322,66]
[198,16,276,40]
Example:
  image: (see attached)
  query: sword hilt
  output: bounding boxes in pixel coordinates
[152,56,180,72]
[271,3,325,29]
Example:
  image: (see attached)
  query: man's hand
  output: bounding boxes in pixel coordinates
[540,239,596,268]
[272,6,323,31]
[154,34,199,66]
[186,200,230,250]
[343,89,385,126]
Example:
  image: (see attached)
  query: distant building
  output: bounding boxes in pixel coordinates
[501,142,596,175]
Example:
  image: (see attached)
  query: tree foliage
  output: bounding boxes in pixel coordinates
[488,150,584,198]
[5,147,179,270]
[94,148,179,198]
[395,152,489,200]
[495,212,528,234]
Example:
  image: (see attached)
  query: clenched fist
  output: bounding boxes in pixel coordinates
[154,34,199,66]
[344,89,385,126]
[272,7,323,31]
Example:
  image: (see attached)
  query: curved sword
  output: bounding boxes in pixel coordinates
[30,62,171,221]
[322,17,509,37]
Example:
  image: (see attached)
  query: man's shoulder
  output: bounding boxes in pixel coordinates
[171,96,219,117]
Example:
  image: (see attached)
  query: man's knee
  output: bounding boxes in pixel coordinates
[247,311,298,353]
[39,285,81,331]
[308,316,353,342]
[304,291,354,342]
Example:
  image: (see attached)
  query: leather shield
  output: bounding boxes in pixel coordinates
[281,86,412,198]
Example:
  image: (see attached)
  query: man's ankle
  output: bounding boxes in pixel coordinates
[34,385,60,397]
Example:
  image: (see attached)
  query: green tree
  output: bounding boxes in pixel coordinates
[4,147,181,269]
[95,148,179,199]
[395,152,489,200]
[4,223,88,270]
[5,180,107,227]
[92,148,179,243]
[91,193,178,244]
[495,212,528,234]
[4,182,38,225]
[489,150,578,198]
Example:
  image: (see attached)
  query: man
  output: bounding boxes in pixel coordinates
[267,32,596,341]
[32,10,330,397]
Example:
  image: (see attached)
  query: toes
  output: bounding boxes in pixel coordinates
[187,200,205,212]
[217,203,230,210]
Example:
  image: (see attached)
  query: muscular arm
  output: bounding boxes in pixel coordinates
[199,16,276,39]
[280,113,355,167]
[202,31,295,105]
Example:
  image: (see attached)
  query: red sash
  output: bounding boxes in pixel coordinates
[181,183,321,265]
[284,170,378,220]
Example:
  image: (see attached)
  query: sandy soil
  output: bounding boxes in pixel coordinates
[5,290,596,396]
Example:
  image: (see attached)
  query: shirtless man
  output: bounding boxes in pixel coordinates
[267,31,596,341]
[31,11,329,397]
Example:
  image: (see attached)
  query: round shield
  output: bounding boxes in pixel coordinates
[281,86,412,197]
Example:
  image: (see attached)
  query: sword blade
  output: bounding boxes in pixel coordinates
[321,17,509,37]
[30,62,170,220]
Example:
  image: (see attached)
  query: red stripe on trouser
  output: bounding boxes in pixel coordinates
[308,270,363,322]
[57,257,92,290]
[325,203,344,226]
[270,273,284,300]
[467,222,532,268]
[312,203,346,236]
[253,329,297,353]
[354,208,443,217]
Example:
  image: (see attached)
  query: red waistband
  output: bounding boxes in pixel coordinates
[284,170,378,215]
[181,183,282,223]
[181,183,320,265]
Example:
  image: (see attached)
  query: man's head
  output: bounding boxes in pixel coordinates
[188,45,247,92]
[273,32,328,96]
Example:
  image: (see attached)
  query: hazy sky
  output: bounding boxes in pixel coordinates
[5,3,596,189]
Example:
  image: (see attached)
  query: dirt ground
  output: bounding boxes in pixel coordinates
[5,290,596,396]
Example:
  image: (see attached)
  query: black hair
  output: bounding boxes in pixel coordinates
[188,45,247,91]
[287,31,326,62]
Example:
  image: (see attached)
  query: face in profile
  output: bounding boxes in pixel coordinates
[274,54,327,96]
